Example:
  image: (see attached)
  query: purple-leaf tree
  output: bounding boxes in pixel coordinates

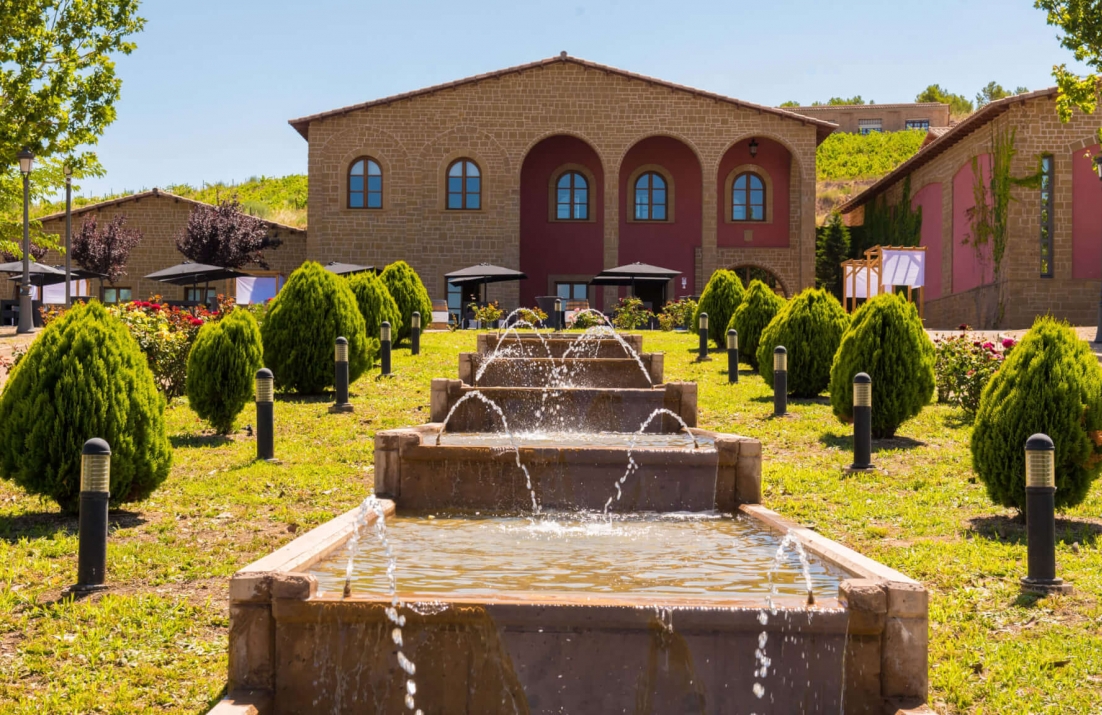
[0,241,49,263]
[175,196,281,269]
[71,214,143,284]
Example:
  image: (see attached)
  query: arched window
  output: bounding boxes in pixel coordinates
[732,265,785,296]
[732,172,765,221]
[634,171,667,221]
[447,159,481,210]
[349,158,382,209]
[555,171,588,220]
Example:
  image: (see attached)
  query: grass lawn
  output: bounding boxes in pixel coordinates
[0,330,1100,713]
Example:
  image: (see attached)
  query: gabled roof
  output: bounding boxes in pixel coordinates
[35,188,307,234]
[288,54,838,144]
[838,87,1059,215]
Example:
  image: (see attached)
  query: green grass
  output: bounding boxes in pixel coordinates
[1,330,1101,713]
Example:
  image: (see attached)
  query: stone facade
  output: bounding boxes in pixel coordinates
[32,190,306,304]
[842,89,1102,329]
[292,55,829,309]
[789,103,951,134]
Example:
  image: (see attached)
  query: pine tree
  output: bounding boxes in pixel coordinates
[693,269,745,349]
[379,261,433,347]
[728,280,785,370]
[756,288,849,397]
[348,271,403,341]
[186,308,264,434]
[816,213,850,299]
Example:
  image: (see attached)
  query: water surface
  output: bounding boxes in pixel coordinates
[436,431,714,449]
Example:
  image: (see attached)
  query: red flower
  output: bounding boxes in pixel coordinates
[1002,338,1016,349]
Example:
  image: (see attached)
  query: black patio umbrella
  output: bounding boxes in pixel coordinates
[323,261,375,276]
[0,261,66,285]
[145,261,249,302]
[445,263,527,304]
[589,262,681,296]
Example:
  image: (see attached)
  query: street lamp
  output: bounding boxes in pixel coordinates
[64,163,73,307]
[16,149,34,334]
[1095,154,1102,343]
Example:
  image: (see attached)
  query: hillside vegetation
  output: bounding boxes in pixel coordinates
[817,129,926,182]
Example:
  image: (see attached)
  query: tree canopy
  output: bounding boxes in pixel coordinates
[176,196,282,269]
[71,213,142,283]
[1036,0,1102,140]
[975,81,1030,107]
[915,84,975,117]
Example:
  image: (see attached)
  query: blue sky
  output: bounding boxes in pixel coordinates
[77,0,1083,197]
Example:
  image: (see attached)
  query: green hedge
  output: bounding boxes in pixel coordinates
[348,271,403,341]
[756,288,848,397]
[379,261,433,346]
[971,317,1102,512]
[693,269,745,349]
[0,302,172,512]
[728,280,786,369]
[829,293,934,438]
[186,308,264,434]
[261,261,374,394]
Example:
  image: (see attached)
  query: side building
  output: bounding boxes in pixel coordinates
[785,103,951,134]
[839,88,1102,329]
[290,54,835,312]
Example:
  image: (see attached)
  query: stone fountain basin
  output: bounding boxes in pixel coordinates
[477,332,644,359]
[374,424,760,512]
[222,503,929,715]
[430,378,696,433]
[459,352,664,388]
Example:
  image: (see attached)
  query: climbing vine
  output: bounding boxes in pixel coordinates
[850,176,922,258]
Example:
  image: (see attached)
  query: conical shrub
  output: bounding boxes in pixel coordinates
[261,261,375,394]
[186,308,264,433]
[0,302,173,513]
[971,317,1102,512]
[829,293,934,438]
[693,269,745,349]
[348,271,402,341]
[728,280,786,370]
[756,288,849,397]
[379,261,433,347]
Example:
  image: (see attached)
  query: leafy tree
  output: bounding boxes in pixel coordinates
[975,81,1028,107]
[379,261,433,346]
[693,269,745,349]
[971,317,1102,512]
[811,96,868,106]
[816,213,851,298]
[778,100,801,108]
[0,240,47,263]
[176,196,282,269]
[915,84,975,117]
[756,288,849,397]
[347,271,402,340]
[186,308,264,434]
[71,213,142,284]
[727,280,785,370]
[829,293,935,439]
[1035,0,1102,142]
[0,301,172,512]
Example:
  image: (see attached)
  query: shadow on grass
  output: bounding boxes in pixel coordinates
[818,433,927,452]
[968,514,1101,547]
[0,509,147,544]
[275,392,332,405]
[941,411,975,429]
[170,433,233,449]
[750,395,832,406]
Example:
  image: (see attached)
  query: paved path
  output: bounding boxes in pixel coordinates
[0,327,38,389]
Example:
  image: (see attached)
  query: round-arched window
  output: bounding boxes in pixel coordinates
[556,171,589,220]
[447,160,481,210]
[633,171,668,221]
[732,172,765,221]
[349,158,382,209]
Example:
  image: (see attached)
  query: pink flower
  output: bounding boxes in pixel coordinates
[1002,338,1016,349]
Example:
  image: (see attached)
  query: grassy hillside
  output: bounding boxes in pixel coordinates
[817,129,926,182]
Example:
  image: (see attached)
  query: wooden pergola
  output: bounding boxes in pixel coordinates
[842,245,927,317]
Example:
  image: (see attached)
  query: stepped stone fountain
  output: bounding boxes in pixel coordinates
[217,330,931,715]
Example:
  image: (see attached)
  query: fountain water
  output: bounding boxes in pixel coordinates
[603,407,700,515]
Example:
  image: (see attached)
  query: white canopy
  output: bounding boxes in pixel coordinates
[880,249,926,289]
[844,265,882,300]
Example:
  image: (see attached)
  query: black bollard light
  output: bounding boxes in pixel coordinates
[74,438,110,592]
[330,337,354,414]
[380,321,392,376]
[698,312,710,361]
[554,298,563,332]
[850,373,873,470]
[773,346,788,417]
[256,368,275,461]
[411,311,421,356]
[727,329,739,383]
[1020,434,1072,595]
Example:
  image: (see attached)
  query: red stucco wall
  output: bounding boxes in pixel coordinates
[519,135,605,307]
[1072,143,1102,280]
[952,155,993,293]
[716,137,790,248]
[912,182,943,300]
[617,136,702,286]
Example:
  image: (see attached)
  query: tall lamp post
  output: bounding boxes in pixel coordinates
[16,149,34,334]
[1095,154,1102,343]
[64,163,73,307]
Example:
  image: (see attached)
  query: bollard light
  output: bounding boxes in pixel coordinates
[1020,434,1071,595]
[554,298,563,331]
[74,438,110,592]
[380,321,392,376]
[773,346,787,417]
[726,329,739,383]
[697,312,710,361]
[330,337,354,413]
[256,368,275,461]
[411,311,421,356]
[849,373,873,471]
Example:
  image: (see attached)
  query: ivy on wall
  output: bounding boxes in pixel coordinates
[849,176,922,258]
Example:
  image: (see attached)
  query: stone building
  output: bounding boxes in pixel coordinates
[289,54,835,312]
[787,103,951,134]
[32,188,306,305]
[839,87,1102,329]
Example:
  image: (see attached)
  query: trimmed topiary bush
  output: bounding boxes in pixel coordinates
[728,280,786,369]
[186,308,264,434]
[261,261,374,394]
[379,261,432,346]
[971,317,1102,512]
[0,302,173,513]
[693,269,745,349]
[348,271,402,340]
[829,293,935,438]
[756,288,849,397]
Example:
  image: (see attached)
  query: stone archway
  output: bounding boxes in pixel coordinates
[730,264,788,297]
